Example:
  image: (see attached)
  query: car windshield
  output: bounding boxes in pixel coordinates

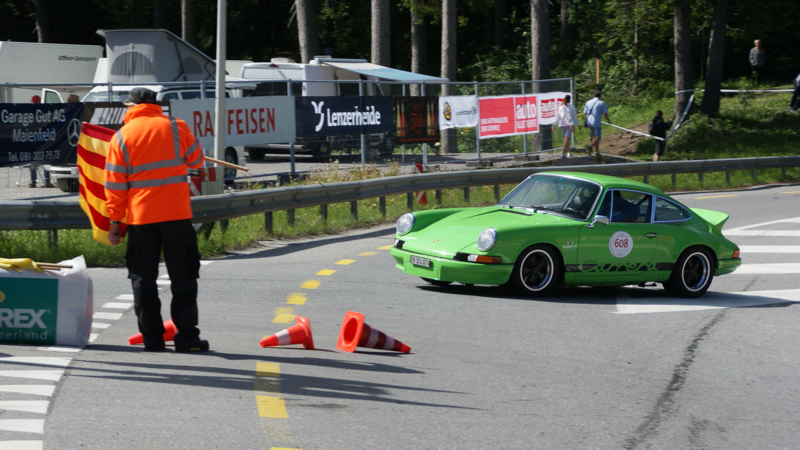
[499,174,601,220]
[82,91,130,103]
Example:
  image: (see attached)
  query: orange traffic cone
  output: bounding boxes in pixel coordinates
[337,311,411,353]
[260,316,315,350]
[128,319,178,345]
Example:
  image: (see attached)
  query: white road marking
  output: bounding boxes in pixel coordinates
[0,401,49,414]
[0,420,45,434]
[739,245,800,253]
[115,294,134,300]
[89,333,99,343]
[158,274,170,279]
[0,357,71,368]
[616,289,800,314]
[200,261,213,265]
[0,371,63,382]
[93,312,123,320]
[91,322,111,329]
[732,263,800,274]
[725,230,800,237]
[0,386,55,397]
[37,347,81,353]
[102,302,133,310]
[0,441,43,450]
[156,279,171,285]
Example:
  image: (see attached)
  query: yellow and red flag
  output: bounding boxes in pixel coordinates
[77,123,127,245]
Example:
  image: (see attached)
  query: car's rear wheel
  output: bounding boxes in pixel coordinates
[663,247,715,298]
[421,277,452,287]
[511,245,560,296]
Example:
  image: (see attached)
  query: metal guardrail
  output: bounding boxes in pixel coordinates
[2,156,799,231]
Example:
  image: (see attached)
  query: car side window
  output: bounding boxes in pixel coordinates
[161,92,180,100]
[610,190,651,223]
[654,197,691,222]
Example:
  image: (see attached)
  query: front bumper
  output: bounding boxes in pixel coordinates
[390,247,513,285]
[716,257,742,276]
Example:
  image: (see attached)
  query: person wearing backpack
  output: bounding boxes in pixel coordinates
[650,110,673,162]
[583,91,611,156]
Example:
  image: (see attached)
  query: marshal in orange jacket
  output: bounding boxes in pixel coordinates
[104,103,204,225]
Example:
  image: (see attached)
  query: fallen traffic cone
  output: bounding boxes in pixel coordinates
[260,316,315,350]
[337,311,411,353]
[128,319,178,345]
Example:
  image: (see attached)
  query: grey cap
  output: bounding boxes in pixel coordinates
[124,88,158,106]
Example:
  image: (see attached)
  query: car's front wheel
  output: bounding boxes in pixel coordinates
[511,245,560,296]
[663,247,715,298]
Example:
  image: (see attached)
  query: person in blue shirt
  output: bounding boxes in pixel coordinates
[582,91,611,156]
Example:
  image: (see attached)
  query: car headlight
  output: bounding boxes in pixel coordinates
[476,228,497,251]
[396,213,415,235]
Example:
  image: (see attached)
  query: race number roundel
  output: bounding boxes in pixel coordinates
[609,231,633,258]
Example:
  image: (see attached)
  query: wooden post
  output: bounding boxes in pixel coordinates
[751,169,757,181]
[436,189,442,205]
[643,175,649,184]
[264,212,273,234]
[782,167,787,179]
[671,173,677,189]
[221,219,229,232]
[463,187,470,204]
[407,192,414,210]
[698,172,703,185]
[350,201,358,221]
[288,209,295,226]
[494,185,500,202]
[320,204,328,222]
[379,197,386,218]
[725,170,731,185]
[48,230,58,249]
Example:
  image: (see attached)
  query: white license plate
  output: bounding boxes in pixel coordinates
[409,256,431,268]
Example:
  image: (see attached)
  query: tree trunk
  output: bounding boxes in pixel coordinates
[181,0,197,46]
[410,6,427,97]
[494,0,510,47]
[440,0,457,154]
[371,0,391,66]
[673,1,693,119]
[34,0,51,43]
[531,0,552,150]
[296,0,319,64]
[701,0,730,117]
[154,0,168,29]
[558,0,577,58]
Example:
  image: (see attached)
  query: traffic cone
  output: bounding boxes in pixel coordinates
[260,316,314,350]
[127,319,178,345]
[336,311,411,353]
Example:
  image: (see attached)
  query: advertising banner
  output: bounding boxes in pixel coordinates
[513,94,539,135]
[395,97,439,144]
[438,96,479,129]
[170,97,296,148]
[0,103,84,167]
[478,96,516,139]
[296,96,393,136]
[537,91,569,126]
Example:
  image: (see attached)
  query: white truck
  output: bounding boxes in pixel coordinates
[0,41,102,103]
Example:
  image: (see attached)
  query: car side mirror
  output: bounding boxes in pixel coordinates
[588,215,610,228]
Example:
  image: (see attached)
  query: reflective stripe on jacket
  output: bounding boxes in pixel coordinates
[104,103,204,225]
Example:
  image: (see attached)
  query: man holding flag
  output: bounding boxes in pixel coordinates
[102,87,209,353]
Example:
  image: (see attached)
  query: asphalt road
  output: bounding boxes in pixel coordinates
[1,183,800,449]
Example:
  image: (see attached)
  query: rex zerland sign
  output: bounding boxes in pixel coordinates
[296,97,393,136]
[0,104,84,167]
[0,278,58,345]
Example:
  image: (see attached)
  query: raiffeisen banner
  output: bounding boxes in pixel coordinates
[438,96,479,129]
[169,97,296,147]
[296,97,393,136]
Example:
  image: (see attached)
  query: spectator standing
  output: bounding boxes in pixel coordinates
[650,110,673,162]
[749,40,766,86]
[28,95,53,188]
[104,88,209,353]
[554,94,580,158]
[789,71,800,112]
[583,91,611,156]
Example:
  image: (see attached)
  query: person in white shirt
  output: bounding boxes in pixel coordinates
[554,94,581,158]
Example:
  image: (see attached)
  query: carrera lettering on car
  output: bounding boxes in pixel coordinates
[567,262,658,273]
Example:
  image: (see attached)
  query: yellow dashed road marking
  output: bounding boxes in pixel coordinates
[378,245,393,250]
[335,259,356,265]
[273,307,296,324]
[316,269,336,276]
[300,280,320,289]
[782,191,800,194]
[359,252,377,256]
[256,362,280,377]
[694,194,738,199]
[257,395,288,418]
[286,293,307,305]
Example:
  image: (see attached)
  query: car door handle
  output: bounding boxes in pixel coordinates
[645,233,658,238]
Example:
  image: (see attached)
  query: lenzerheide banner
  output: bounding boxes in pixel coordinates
[395,97,439,144]
[0,103,84,167]
[438,96,479,129]
[296,97,393,136]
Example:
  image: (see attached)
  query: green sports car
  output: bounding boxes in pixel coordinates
[390,171,741,298]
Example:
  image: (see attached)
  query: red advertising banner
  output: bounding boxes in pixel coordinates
[479,95,539,139]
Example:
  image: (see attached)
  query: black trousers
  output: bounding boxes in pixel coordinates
[126,219,201,347]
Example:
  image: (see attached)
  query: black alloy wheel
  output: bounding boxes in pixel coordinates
[512,245,560,296]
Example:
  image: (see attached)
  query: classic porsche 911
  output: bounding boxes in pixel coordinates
[390,172,741,298]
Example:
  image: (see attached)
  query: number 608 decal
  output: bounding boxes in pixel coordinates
[609,231,634,258]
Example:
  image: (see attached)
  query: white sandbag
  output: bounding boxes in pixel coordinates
[0,256,92,347]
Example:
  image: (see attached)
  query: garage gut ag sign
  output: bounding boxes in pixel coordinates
[0,278,58,345]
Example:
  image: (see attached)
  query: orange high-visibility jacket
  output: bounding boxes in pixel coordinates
[104,103,204,225]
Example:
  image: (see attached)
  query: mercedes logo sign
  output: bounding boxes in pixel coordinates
[67,119,82,147]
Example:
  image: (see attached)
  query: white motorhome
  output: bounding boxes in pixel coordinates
[0,41,103,103]
[239,56,446,160]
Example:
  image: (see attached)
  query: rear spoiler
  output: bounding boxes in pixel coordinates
[691,208,729,235]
